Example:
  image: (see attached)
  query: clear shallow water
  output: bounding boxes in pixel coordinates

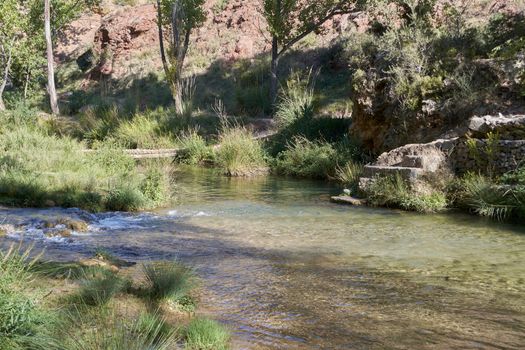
[1,166,525,349]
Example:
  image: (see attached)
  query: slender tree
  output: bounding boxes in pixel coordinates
[263,0,360,107]
[157,0,205,101]
[0,0,26,111]
[45,0,59,115]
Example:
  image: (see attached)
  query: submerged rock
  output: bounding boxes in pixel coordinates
[45,229,72,238]
[331,195,366,206]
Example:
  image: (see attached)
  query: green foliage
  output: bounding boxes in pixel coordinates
[140,163,172,207]
[336,161,364,193]
[135,313,178,345]
[111,114,176,149]
[453,173,525,221]
[176,129,212,165]
[274,137,339,179]
[0,109,172,211]
[0,246,57,350]
[63,313,177,350]
[142,261,195,303]
[212,0,230,14]
[466,132,500,177]
[275,70,316,128]
[105,186,147,212]
[263,0,356,47]
[159,0,206,29]
[365,175,448,213]
[73,271,127,306]
[214,126,267,176]
[185,318,230,350]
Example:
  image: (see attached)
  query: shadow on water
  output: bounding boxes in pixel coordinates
[1,168,525,349]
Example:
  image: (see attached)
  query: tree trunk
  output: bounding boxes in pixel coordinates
[0,43,13,112]
[156,0,170,78]
[23,68,30,100]
[270,36,280,110]
[44,0,59,115]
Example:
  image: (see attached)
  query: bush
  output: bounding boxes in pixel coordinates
[366,175,448,213]
[274,137,339,179]
[139,163,172,207]
[185,318,230,350]
[214,126,267,176]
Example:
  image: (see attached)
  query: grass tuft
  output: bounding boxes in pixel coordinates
[185,318,230,350]
[214,126,267,177]
[142,261,195,304]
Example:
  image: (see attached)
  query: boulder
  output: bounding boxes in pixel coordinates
[468,114,525,139]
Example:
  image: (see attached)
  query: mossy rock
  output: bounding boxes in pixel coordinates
[46,229,72,238]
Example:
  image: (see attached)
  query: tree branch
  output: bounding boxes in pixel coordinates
[278,5,356,56]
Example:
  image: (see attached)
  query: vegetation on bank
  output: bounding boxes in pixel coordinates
[0,109,173,211]
[0,245,231,350]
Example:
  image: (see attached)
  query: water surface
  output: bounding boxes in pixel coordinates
[2,167,525,349]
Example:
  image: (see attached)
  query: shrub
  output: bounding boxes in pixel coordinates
[142,261,195,303]
[366,175,448,213]
[185,318,230,350]
[274,137,338,179]
[139,164,172,207]
[214,126,267,176]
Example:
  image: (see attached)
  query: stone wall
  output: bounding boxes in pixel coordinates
[450,139,525,175]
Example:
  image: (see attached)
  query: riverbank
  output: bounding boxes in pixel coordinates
[0,243,230,350]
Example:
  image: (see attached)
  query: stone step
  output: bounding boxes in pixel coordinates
[362,165,424,181]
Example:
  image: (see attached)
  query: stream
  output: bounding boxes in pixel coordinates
[1,166,525,349]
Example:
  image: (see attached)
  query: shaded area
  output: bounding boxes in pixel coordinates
[1,168,525,349]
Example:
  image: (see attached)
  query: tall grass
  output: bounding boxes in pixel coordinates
[0,110,172,211]
[336,161,364,193]
[111,114,176,149]
[0,246,58,350]
[365,175,448,213]
[0,246,224,350]
[176,129,212,165]
[185,318,230,350]
[214,126,267,177]
[274,137,339,179]
[275,70,316,129]
[142,261,195,303]
[63,311,177,350]
[453,173,525,221]
[175,75,197,119]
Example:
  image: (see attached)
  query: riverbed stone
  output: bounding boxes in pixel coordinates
[330,195,366,206]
